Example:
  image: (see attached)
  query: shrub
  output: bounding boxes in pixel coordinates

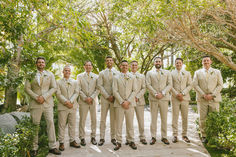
[0,116,37,157]
[205,97,236,156]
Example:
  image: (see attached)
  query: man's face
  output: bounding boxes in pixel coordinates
[106,57,113,68]
[202,57,212,69]
[63,67,71,78]
[36,59,46,71]
[175,60,183,70]
[84,62,93,73]
[131,62,138,73]
[154,58,162,69]
[120,62,129,73]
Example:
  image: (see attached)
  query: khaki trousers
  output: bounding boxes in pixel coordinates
[30,106,57,150]
[150,100,169,138]
[58,109,76,143]
[134,105,146,140]
[198,101,219,137]
[171,98,189,137]
[115,106,134,143]
[79,103,96,139]
[99,100,116,139]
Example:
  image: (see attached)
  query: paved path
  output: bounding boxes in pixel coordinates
[48,105,210,157]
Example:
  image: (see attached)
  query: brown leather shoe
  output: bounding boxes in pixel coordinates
[70,141,81,148]
[129,142,137,150]
[91,137,97,145]
[172,136,178,143]
[150,137,156,145]
[125,140,130,145]
[182,136,190,143]
[98,139,105,146]
[161,138,170,145]
[111,139,116,146]
[140,139,147,145]
[30,150,38,157]
[59,143,65,151]
[80,138,86,146]
[114,142,121,151]
[49,148,61,155]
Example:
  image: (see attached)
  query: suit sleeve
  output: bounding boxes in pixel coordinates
[193,71,205,96]
[24,80,39,100]
[77,75,87,101]
[182,72,193,94]
[136,76,146,99]
[113,77,124,105]
[146,72,157,96]
[212,70,223,96]
[42,73,57,100]
[56,81,68,104]
[127,77,138,103]
[162,71,172,95]
[97,72,110,99]
[70,81,80,103]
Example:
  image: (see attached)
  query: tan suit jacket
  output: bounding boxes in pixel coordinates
[77,72,99,105]
[193,68,223,102]
[56,78,79,111]
[97,68,119,103]
[25,71,57,109]
[146,69,172,101]
[132,72,146,106]
[113,72,137,107]
[171,69,192,101]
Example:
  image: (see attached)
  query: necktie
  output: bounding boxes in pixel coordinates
[177,71,181,81]
[157,71,160,80]
[206,70,209,81]
[40,72,43,86]
[109,69,113,80]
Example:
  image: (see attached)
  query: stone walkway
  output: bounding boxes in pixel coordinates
[48,105,210,157]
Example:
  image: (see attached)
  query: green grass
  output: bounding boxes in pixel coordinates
[204,144,231,157]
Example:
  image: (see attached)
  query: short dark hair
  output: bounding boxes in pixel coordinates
[175,58,183,63]
[36,57,46,64]
[84,60,93,66]
[130,60,138,64]
[202,56,211,59]
[154,56,162,61]
[121,60,128,64]
[106,56,113,59]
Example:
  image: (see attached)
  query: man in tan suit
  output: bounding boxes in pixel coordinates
[25,57,61,156]
[56,65,80,151]
[77,61,99,146]
[193,56,223,143]
[113,60,137,150]
[130,60,147,145]
[97,56,118,146]
[171,58,192,143]
[146,57,172,145]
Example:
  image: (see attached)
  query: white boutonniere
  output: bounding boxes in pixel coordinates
[125,75,130,80]
[161,71,164,75]
[182,72,185,76]
[210,71,214,75]
[90,75,93,79]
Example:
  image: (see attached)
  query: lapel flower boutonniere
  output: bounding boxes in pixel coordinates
[125,75,130,80]
[182,72,185,76]
[161,71,164,75]
[210,71,214,75]
[90,76,93,79]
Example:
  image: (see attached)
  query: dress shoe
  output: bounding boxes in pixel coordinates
[201,137,208,144]
[30,150,38,157]
[59,143,65,151]
[91,137,97,145]
[182,136,190,143]
[49,148,61,155]
[140,139,147,145]
[111,139,116,146]
[98,139,105,146]
[161,138,170,145]
[70,141,81,148]
[80,138,86,146]
[172,136,178,143]
[125,140,130,145]
[114,142,121,151]
[150,137,156,145]
[129,142,137,150]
